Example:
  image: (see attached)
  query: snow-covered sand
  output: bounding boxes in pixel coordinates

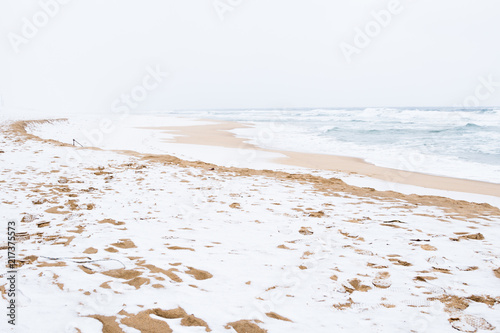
[1,116,499,332]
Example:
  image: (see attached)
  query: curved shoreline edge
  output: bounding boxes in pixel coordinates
[9,119,500,219]
[145,120,500,198]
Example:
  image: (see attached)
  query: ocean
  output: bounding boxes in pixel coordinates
[164,107,500,184]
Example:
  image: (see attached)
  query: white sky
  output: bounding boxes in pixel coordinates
[1,0,500,114]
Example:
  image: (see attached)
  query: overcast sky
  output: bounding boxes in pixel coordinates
[1,0,499,114]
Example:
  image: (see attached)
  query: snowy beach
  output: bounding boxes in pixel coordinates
[0,115,499,332]
[3,1,500,331]
[25,113,500,201]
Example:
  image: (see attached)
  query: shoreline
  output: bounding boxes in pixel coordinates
[143,119,500,198]
[9,118,500,218]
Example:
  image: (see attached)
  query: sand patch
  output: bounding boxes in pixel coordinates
[78,265,95,275]
[66,200,79,210]
[301,251,314,258]
[36,221,50,228]
[494,268,500,279]
[116,308,211,332]
[366,262,389,269]
[389,258,412,266]
[466,295,500,306]
[432,295,469,311]
[153,309,211,330]
[167,246,194,251]
[89,315,124,333]
[433,267,452,274]
[140,264,183,282]
[451,233,485,241]
[299,227,313,235]
[420,244,437,251]
[37,261,67,268]
[152,307,187,319]
[154,308,211,331]
[343,279,372,293]
[99,219,125,226]
[185,267,213,280]
[125,277,150,289]
[55,281,64,290]
[112,239,137,249]
[45,206,70,214]
[102,269,142,280]
[266,312,292,322]
[121,310,172,333]
[414,276,437,282]
[54,186,71,193]
[94,170,112,176]
[308,211,325,218]
[333,298,355,310]
[14,255,38,268]
[100,281,111,289]
[461,266,478,271]
[83,247,98,254]
[181,314,211,331]
[354,248,373,256]
[380,223,404,229]
[225,320,267,333]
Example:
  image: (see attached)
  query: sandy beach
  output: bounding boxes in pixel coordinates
[0,116,499,332]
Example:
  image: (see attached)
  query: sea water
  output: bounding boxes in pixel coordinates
[164,108,500,184]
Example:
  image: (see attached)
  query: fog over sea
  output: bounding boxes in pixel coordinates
[164,108,500,184]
